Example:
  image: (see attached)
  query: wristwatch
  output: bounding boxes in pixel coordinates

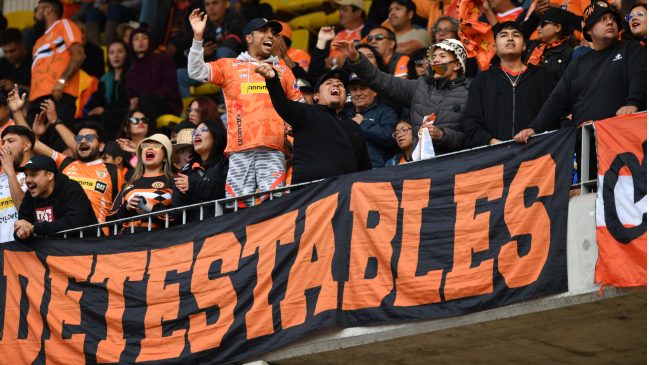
[52,119,63,127]
[57,79,66,85]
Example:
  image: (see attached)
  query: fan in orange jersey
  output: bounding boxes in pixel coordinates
[28,0,86,152]
[188,11,303,208]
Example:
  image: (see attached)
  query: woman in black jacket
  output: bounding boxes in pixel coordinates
[170,119,229,223]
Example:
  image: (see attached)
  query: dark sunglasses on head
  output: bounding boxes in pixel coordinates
[130,117,150,124]
[626,10,646,21]
[191,126,209,138]
[538,20,557,28]
[367,34,393,42]
[74,134,98,143]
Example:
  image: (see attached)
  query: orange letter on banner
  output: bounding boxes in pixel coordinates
[45,255,94,365]
[444,165,503,301]
[137,242,193,362]
[0,251,46,364]
[90,251,148,363]
[188,232,240,352]
[394,179,443,306]
[343,182,399,310]
[499,155,555,288]
[280,193,339,329]
[242,210,298,339]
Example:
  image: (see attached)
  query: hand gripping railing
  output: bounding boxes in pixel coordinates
[57,179,323,237]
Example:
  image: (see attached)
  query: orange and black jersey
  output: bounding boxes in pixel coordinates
[107,174,173,233]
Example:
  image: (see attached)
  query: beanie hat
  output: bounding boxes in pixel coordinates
[428,39,467,75]
[137,134,173,163]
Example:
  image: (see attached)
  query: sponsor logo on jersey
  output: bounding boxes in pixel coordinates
[70,177,107,194]
[0,196,14,210]
[232,61,245,66]
[241,83,269,94]
[152,181,164,189]
[65,165,78,176]
[96,170,108,179]
[36,206,54,222]
[240,74,250,77]
[235,102,244,146]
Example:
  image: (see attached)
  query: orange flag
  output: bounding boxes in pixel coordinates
[456,0,495,71]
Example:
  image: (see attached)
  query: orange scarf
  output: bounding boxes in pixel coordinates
[527,37,568,66]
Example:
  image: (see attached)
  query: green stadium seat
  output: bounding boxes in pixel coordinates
[6,11,35,31]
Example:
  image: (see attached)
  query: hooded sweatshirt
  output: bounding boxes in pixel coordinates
[16,173,98,240]
[125,28,183,115]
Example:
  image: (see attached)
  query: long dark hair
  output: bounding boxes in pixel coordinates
[116,109,156,140]
[191,119,227,168]
[355,44,388,73]
[107,40,132,86]
[407,47,429,80]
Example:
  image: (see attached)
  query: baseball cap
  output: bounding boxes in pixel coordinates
[581,1,622,41]
[244,18,283,37]
[332,0,366,12]
[16,155,58,173]
[277,21,293,39]
[297,78,314,93]
[349,72,364,84]
[117,20,140,36]
[104,141,133,169]
[314,69,350,94]
[540,8,576,35]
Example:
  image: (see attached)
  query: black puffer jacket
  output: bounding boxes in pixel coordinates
[523,40,573,90]
[347,53,471,154]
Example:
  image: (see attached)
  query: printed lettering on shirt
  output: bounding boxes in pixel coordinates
[241,83,269,94]
[0,196,14,210]
[36,207,54,222]
[232,61,245,66]
[69,176,107,194]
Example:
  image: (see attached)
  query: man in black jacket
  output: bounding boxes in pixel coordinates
[462,21,552,148]
[259,67,372,184]
[13,155,98,240]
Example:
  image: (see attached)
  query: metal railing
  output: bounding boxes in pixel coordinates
[58,179,323,237]
[58,113,646,237]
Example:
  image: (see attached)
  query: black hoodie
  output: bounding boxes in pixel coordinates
[16,173,98,240]
[462,63,553,148]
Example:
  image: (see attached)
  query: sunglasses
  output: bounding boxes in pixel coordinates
[392,127,411,139]
[538,20,557,28]
[191,126,209,138]
[130,117,150,124]
[74,134,98,143]
[434,28,454,34]
[626,10,646,21]
[414,60,426,66]
[141,142,163,151]
[187,107,201,114]
[367,34,393,42]
[428,62,453,75]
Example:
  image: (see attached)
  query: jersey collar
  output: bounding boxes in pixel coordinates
[45,20,60,35]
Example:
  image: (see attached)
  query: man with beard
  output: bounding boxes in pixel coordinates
[6,87,124,226]
[13,155,97,240]
[515,1,646,182]
[0,126,34,242]
[27,0,86,152]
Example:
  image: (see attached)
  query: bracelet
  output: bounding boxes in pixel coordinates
[57,79,66,85]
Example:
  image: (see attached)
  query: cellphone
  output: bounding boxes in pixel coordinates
[136,197,151,213]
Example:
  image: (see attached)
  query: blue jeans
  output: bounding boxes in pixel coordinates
[140,0,159,26]
[177,47,238,98]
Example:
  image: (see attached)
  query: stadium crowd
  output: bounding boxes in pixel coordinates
[0,0,645,241]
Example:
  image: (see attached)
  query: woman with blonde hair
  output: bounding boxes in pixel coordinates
[107,134,175,234]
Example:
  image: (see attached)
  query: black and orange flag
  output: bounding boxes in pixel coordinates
[456,0,496,70]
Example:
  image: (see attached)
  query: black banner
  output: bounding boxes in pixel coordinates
[0,128,575,364]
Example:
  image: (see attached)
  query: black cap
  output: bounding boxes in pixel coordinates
[243,18,283,37]
[103,141,133,168]
[582,1,622,41]
[16,155,58,173]
[540,8,575,34]
[314,69,350,94]
[164,120,198,133]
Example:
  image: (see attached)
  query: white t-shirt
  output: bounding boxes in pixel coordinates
[0,171,27,243]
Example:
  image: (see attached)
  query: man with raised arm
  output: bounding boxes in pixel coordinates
[257,65,372,184]
[187,10,303,208]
